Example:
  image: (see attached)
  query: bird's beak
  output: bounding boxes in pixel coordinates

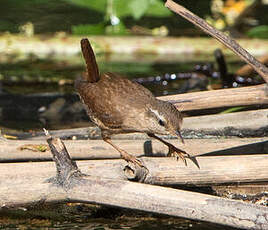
[175,130,184,144]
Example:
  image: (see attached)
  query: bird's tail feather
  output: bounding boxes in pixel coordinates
[80,38,100,83]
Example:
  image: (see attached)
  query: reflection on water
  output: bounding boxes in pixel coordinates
[0,203,234,230]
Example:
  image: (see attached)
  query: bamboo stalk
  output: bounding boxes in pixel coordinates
[165,0,268,84]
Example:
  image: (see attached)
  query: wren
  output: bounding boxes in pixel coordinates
[75,38,190,167]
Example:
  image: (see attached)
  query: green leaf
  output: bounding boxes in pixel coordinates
[113,0,132,17]
[146,0,172,17]
[71,23,105,35]
[220,107,245,114]
[63,0,107,13]
[129,0,150,20]
[247,25,268,39]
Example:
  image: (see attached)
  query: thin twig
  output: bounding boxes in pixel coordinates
[165,0,268,84]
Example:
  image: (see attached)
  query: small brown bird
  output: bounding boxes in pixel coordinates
[75,38,190,167]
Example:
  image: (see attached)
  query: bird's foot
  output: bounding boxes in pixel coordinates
[167,144,190,166]
[121,150,144,168]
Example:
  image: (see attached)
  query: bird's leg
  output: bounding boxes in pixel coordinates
[147,133,190,166]
[101,131,144,167]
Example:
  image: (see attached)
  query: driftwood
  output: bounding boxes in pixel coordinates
[165,0,268,84]
[1,153,268,186]
[1,137,267,162]
[1,133,267,229]
[162,84,268,111]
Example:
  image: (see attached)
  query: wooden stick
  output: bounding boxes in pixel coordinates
[1,137,267,162]
[162,84,268,111]
[236,55,268,77]
[165,0,268,84]
[1,154,268,186]
[2,135,267,229]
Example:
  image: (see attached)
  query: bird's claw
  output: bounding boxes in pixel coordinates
[167,145,190,166]
[122,152,144,168]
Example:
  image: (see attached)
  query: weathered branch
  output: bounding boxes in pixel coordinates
[1,137,267,162]
[162,82,268,111]
[1,134,268,229]
[1,154,268,186]
[165,0,268,84]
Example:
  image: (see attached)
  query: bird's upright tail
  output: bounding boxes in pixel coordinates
[80,38,100,83]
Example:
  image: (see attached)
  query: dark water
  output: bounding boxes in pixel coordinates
[0,204,235,230]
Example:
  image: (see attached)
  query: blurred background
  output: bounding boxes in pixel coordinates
[0,0,267,132]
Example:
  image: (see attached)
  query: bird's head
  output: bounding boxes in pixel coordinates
[146,100,184,143]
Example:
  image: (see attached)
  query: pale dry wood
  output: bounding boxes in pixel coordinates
[183,108,268,135]
[236,55,268,77]
[1,137,268,229]
[161,84,268,111]
[1,137,267,162]
[1,154,268,186]
[165,0,268,84]
[1,168,267,230]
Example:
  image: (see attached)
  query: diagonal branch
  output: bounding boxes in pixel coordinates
[165,0,268,84]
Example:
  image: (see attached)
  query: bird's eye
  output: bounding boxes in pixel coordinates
[158,119,165,126]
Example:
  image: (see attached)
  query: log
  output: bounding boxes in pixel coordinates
[161,84,268,111]
[1,163,268,230]
[0,137,267,162]
[1,134,267,229]
[165,0,268,84]
[1,154,268,186]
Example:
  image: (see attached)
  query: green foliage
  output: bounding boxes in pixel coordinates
[65,0,171,19]
[247,25,268,39]
[67,0,171,35]
[72,24,105,35]
[130,0,150,20]
[64,0,107,12]
[220,107,245,114]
